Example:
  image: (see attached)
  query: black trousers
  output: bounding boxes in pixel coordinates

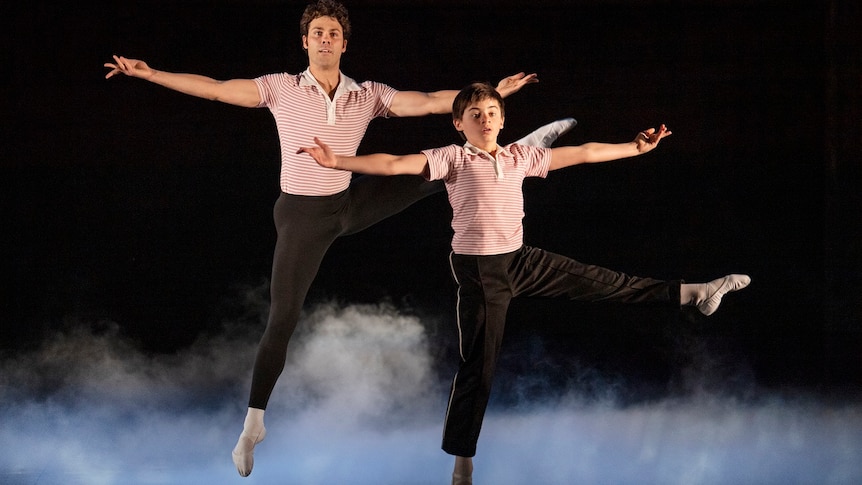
[248,175,443,409]
[442,245,681,457]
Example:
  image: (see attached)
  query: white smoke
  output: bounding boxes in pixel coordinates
[274,302,443,427]
[1,301,861,484]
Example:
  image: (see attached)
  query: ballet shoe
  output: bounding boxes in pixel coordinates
[697,274,751,316]
[452,472,473,485]
[232,427,266,477]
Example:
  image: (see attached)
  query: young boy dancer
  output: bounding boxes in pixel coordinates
[299,82,750,484]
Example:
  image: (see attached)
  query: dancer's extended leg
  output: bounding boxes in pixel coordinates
[232,193,342,477]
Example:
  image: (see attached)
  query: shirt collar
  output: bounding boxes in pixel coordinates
[463,141,512,158]
[300,69,362,96]
[464,141,510,180]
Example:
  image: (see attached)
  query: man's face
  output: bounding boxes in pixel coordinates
[453,98,505,149]
[302,16,347,69]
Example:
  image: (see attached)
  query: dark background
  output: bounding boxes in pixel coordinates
[3,1,860,399]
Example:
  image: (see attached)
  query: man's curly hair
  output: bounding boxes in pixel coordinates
[300,0,351,41]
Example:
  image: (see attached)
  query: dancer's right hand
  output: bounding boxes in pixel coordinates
[104,55,154,80]
[297,137,339,169]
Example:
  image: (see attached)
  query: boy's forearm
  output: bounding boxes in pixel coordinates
[551,125,669,170]
[335,153,426,176]
[581,141,641,164]
[335,154,396,175]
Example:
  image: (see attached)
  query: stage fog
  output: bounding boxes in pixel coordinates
[2,296,860,484]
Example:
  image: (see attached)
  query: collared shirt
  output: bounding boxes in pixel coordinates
[423,142,552,255]
[255,69,397,195]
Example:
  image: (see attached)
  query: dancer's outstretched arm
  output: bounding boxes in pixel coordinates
[548,124,672,170]
[104,55,261,107]
[297,137,429,177]
[389,72,538,117]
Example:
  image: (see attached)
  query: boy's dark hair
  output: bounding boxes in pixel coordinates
[300,0,352,41]
[452,82,505,121]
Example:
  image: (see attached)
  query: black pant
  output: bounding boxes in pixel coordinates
[248,175,443,409]
[442,245,681,457]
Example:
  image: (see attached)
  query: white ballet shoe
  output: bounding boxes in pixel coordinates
[697,274,751,316]
[514,117,577,147]
[452,472,473,485]
[232,427,266,477]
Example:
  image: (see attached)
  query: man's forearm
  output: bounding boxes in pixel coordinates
[147,70,223,100]
[146,71,260,107]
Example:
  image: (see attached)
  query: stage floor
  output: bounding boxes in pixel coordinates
[2,398,861,485]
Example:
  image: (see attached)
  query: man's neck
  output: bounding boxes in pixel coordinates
[309,66,341,99]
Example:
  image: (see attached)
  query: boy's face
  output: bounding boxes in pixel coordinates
[303,16,348,69]
[453,97,505,150]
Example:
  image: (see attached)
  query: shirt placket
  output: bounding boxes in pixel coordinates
[490,153,505,180]
[324,95,337,125]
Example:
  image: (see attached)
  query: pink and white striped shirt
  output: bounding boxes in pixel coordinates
[255,69,397,195]
[423,142,552,255]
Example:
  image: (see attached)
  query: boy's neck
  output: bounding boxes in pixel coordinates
[468,138,499,156]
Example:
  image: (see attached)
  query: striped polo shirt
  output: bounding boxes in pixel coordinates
[255,69,397,195]
[423,142,552,255]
